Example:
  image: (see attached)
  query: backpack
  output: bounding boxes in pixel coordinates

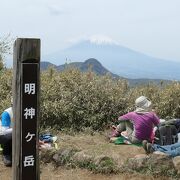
[160,119,180,133]
[154,124,178,145]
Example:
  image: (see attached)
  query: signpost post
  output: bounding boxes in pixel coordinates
[12,38,40,180]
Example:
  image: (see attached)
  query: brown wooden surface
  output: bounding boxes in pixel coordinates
[12,38,40,180]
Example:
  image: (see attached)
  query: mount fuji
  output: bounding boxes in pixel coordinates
[43,37,180,80]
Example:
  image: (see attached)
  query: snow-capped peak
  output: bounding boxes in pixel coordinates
[88,35,119,45]
[67,35,119,46]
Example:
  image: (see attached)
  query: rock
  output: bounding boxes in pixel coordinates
[125,152,175,174]
[94,155,118,173]
[148,153,173,167]
[173,156,180,174]
[39,149,55,163]
[94,155,116,165]
[127,154,149,170]
[52,148,79,166]
[145,153,175,175]
[134,154,148,159]
[73,151,93,162]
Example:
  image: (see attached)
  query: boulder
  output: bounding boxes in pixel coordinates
[126,154,149,170]
[73,151,93,162]
[52,148,79,166]
[148,153,173,168]
[173,156,180,174]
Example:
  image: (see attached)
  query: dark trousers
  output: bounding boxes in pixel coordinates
[0,132,12,155]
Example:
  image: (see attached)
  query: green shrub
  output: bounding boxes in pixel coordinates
[156,82,180,118]
[0,67,180,131]
[40,68,128,130]
[0,69,12,113]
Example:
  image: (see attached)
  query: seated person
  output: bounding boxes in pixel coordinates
[143,140,180,157]
[112,96,160,144]
[0,106,54,166]
[0,107,13,167]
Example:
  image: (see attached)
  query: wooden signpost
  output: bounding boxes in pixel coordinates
[12,38,40,180]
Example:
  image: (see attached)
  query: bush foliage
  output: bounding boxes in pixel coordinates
[0,67,180,131]
[0,69,13,111]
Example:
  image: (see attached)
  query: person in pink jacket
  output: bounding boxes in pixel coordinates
[113,96,160,144]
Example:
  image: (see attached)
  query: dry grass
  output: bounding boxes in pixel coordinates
[0,131,176,180]
[59,131,144,164]
[41,165,170,180]
[0,163,172,180]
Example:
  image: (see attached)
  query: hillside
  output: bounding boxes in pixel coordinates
[41,59,172,86]
[41,58,118,77]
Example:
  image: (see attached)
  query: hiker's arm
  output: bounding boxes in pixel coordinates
[118,112,131,121]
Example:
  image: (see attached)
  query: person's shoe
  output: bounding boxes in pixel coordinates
[146,143,155,154]
[142,140,148,153]
[3,155,12,167]
[121,131,128,139]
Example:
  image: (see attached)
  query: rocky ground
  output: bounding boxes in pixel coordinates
[0,131,180,180]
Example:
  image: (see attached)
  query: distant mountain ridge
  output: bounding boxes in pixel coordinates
[41,58,118,77]
[41,58,172,86]
[43,39,180,80]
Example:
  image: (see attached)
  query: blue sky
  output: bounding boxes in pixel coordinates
[1,0,180,66]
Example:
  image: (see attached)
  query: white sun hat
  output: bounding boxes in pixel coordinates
[135,96,152,113]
